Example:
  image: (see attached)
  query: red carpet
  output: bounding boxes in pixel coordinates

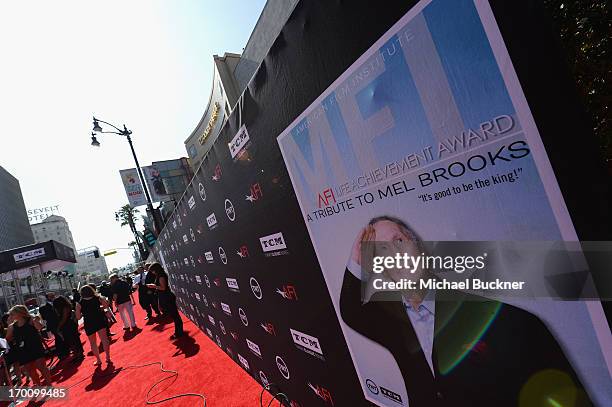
[22,303,275,406]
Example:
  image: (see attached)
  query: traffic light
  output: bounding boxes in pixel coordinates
[143,229,157,248]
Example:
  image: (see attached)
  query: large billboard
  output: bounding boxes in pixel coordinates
[277,0,610,405]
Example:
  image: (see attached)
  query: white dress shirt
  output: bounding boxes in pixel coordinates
[347,259,436,374]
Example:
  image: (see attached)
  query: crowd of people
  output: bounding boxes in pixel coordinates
[0,261,183,387]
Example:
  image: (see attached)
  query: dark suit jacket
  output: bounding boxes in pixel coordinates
[339,270,593,407]
[39,302,59,331]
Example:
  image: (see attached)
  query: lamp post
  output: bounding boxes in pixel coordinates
[90,117,162,235]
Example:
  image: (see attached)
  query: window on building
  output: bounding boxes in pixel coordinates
[188,144,197,158]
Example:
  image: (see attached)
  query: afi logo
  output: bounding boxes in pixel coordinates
[237,245,249,258]
[317,188,336,208]
[246,183,263,202]
[308,383,334,405]
[212,164,222,181]
[261,322,276,336]
[277,285,298,300]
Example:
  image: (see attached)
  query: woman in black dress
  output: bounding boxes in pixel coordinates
[75,285,112,366]
[5,305,52,385]
[53,295,84,360]
[147,262,184,339]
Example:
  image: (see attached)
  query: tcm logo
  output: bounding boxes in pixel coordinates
[204,251,214,263]
[204,275,210,288]
[308,383,334,405]
[189,228,195,242]
[206,328,212,338]
[194,292,201,301]
[317,187,336,208]
[380,386,403,404]
[275,356,290,380]
[195,275,201,284]
[221,302,231,316]
[219,321,226,335]
[212,163,222,181]
[246,338,262,358]
[237,353,250,371]
[276,285,298,300]
[229,125,250,159]
[206,213,218,229]
[238,308,248,326]
[237,245,249,258]
[260,322,276,336]
[290,329,324,358]
[182,234,188,243]
[188,195,196,210]
[260,232,287,252]
[224,199,236,221]
[250,277,262,300]
[246,183,263,202]
[226,278,239,292]
[208,315,215,325]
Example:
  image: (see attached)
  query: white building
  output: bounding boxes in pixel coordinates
[30,215,76,250]
[75,247,109,277]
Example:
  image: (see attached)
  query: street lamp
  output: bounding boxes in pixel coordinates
[90,116,162,235]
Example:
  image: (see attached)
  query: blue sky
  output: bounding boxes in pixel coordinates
[0,0,266,269]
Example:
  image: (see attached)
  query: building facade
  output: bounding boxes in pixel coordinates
[184,53,241,171]
[183,1,298,172]
[31,215,76,250]
[75,247,109,277]
[0,166,35,251]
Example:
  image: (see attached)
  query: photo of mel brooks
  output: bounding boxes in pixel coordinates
[339,216,592,407]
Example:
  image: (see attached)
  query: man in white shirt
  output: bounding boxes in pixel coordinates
[339,216,589,407]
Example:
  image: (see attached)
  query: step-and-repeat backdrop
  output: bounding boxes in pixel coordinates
[155,0,611,406]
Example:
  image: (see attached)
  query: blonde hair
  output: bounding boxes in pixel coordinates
[9,305,30,321]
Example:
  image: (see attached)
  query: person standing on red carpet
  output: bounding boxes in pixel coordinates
[5,305,52,385]
[147,263,184,340]
[76,285,112,366]
[110,274,137,331]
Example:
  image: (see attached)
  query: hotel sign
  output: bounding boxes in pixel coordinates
[28,205,60,223]
[198,102,221,145]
